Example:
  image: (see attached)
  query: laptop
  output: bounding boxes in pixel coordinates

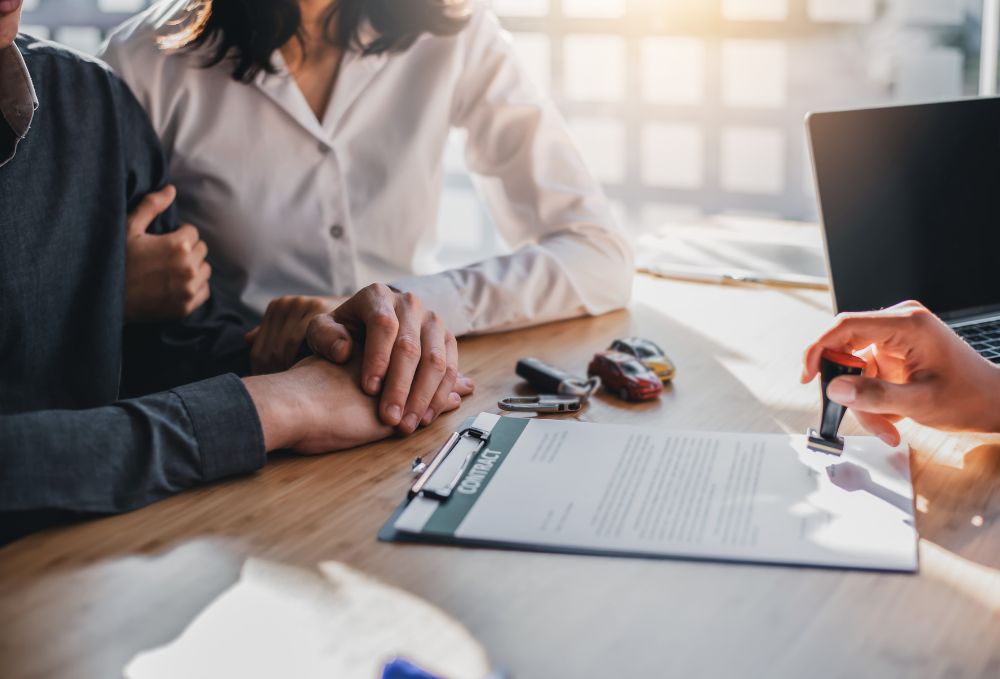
[807,97,1000,363]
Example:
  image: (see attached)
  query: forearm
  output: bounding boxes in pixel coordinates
[0,374,264,516]
[393,225,633,335]
[441,10,633,335]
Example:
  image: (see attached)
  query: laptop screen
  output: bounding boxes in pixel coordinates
[808,98,1000,319]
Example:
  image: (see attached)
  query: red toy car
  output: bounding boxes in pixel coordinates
[587,351,663,401]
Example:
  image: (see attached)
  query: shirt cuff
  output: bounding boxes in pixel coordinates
[172,374,266,482]
[390,271,473,336]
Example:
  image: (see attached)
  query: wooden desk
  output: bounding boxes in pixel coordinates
[2,276,998,678]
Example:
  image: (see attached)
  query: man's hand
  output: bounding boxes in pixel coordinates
[124,185,211,322]
[801,300,1000,445]
[243,356,467,454]
[245,295,344,375]
[305,284,475,433]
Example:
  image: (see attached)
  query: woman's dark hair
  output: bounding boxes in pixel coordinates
[164,0,471,83]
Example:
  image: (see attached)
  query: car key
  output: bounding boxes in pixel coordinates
[516,357,599,397]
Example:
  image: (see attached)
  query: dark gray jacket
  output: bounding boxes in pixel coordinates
[0,35,265,542]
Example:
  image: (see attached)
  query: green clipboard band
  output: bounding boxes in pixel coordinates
[421,417,530,536]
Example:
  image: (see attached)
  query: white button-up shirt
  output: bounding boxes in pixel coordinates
[101,1,632,335]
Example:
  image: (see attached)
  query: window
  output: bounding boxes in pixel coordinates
[20,0,148,51]
[487,0,984,234]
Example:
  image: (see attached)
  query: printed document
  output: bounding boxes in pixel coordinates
[394,414,918,571]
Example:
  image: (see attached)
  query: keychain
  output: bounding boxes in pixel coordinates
[498,394,584,413]
[498,358,600,414]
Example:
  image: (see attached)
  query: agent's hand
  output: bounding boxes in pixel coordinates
[244,356,467,454]
[305,283,475,434]
[801,300,1000,445]
[245,295,345,375]
[124,185,211,322]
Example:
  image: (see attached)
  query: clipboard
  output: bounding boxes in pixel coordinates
[378,413,919,572]
[379,414,584,552]
[379,414,509,546]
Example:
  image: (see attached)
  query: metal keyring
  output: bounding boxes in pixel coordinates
[498,395,583,413]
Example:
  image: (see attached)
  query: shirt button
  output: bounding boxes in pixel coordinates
[329,224,344,239]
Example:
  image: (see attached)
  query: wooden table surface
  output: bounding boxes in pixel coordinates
[2,275,998,679]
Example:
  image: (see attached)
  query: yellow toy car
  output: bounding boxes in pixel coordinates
[609,337,676,383]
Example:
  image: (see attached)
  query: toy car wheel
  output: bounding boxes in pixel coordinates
[619,387,630,401]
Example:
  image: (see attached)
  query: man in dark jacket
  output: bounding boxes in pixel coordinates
[0,6,469,543]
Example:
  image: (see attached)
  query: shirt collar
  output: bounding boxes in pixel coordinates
[252,41,388,142]
[0,40,38,139]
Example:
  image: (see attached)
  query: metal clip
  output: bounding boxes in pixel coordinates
[410,426,490,499]
[498,394,583,413]
[565,376,601,399]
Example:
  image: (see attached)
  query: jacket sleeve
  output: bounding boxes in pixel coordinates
[0,374,265,541]
[112,72,253,396]
[391,5,633,336]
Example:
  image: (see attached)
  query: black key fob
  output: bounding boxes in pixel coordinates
[516,358,586,394]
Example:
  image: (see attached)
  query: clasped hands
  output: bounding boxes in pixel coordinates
[124,185,474,453]
[242,285,475,453]
[267,284,474,428]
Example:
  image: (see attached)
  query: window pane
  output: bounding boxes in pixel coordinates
[564,35,626,102]
[569,118,626,185]
[563,0,625,19]
[642,37,705,105]
[722,0,788,21]
[510,32,551,93]
[721,127,786,195]
[808,0,876,23]
[890,0,963,26]
[492,0,549,17]
[722,40,788,108]
[98,0,145,11]
[642,125,704,190]
[894,48,964,102]
[54,27,103,55]
[19,25,50,39]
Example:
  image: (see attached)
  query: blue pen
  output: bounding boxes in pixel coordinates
[381,658,442,679]
[381,657,510,679]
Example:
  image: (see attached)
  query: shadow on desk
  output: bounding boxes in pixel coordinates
[914,444,1000,570]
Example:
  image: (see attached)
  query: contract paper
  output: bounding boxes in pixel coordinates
[394,414,918,572]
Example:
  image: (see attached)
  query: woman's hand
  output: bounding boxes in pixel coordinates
[306,283,475,434]
[801,300,1000,445]
[124,185,212,322]
[245,295,344,375]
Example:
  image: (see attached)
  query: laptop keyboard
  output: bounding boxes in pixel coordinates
[954,320,1000,363]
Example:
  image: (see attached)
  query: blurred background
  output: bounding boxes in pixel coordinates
[21,0,991,267]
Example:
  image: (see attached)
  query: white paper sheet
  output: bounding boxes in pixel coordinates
[124,559,490,679]
[395,417,918,572]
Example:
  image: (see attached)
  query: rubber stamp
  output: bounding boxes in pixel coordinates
[807,348,866,455]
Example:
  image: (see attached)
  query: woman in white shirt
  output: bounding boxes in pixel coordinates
[102,0,632,372]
